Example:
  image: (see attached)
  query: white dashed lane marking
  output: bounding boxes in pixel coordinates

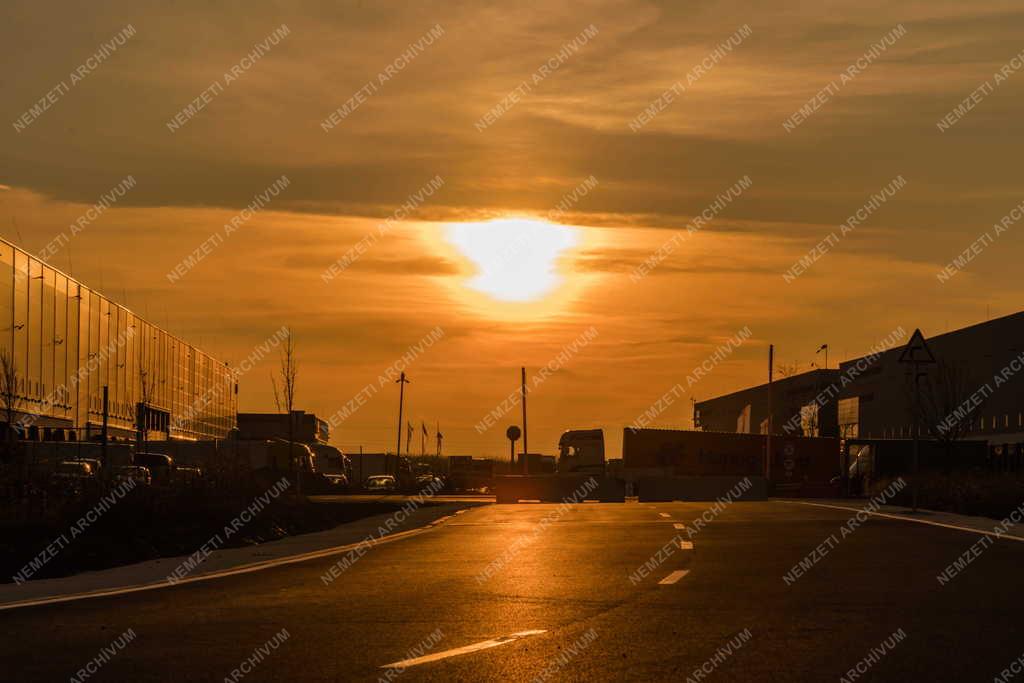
[659,513,671,518]
[658,570,690,585]
[380,630,547,669]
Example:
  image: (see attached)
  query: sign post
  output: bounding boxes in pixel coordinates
[898,329,936,512]
[506,425,521,471]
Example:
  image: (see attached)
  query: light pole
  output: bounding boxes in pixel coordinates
[521,367,528,475]
[394,372,409,477]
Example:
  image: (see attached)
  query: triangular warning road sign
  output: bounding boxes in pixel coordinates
[898,328,936,365]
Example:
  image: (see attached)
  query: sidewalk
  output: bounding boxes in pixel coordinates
[0,501,481,611]
[777,498,1024,542]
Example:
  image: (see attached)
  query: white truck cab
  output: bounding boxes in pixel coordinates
[557,429,606,474]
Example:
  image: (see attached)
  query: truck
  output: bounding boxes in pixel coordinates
[492,429,625,503]
[492,427,840,503]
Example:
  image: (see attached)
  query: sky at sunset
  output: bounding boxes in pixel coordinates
[3,1,1024,457]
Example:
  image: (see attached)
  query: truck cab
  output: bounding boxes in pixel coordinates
[558,429,606,474]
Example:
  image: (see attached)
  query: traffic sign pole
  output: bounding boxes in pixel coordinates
[898,329,936,513]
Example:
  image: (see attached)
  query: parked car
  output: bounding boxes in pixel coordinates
[365,475,396,492]
[173,466,203,485]
[76,457,104,476]
[113,465,152,488]
[133,452,174,483]
[50,460,96,493]
[323,473,349,490]
[416,474,442,490]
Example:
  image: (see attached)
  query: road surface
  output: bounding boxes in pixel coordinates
[3,501,1023,681]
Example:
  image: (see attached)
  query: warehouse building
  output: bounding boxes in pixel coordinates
[695,312,1024,448]
[0,237,236,442]
[694,369,840,437]
[836,312,1024,444]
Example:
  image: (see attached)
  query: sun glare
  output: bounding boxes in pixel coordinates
[444,218,580,302]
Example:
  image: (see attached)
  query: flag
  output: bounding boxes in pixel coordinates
[407,422,413,454]
[422,422,428,436]
[816,344,828,353]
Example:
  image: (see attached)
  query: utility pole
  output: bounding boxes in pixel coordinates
[521,367,528,475]
[766,345,774,486]
[394,372,409,477]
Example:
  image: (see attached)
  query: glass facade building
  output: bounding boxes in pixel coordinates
[0,237,236,441]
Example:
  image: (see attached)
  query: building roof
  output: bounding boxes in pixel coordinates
[695,368,839,406]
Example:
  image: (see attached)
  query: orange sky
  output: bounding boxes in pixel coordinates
[3,1,1023,457]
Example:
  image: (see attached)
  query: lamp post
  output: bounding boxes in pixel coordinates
[521,368,528,475]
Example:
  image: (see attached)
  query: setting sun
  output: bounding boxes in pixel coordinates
[444,218,580,302]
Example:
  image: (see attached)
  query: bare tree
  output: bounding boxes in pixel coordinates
[271,327,298,416]
[272,328,299,487]
[0,349,21,460]
[906,358,985,469]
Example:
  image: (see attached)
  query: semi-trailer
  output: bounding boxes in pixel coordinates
[493,427,840,502]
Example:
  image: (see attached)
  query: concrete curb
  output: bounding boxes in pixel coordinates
[0,502,480,612]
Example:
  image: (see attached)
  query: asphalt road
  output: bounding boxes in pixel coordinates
[3,501,1023,682]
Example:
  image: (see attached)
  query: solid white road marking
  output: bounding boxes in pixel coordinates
[658,570,689,585]
[778,500,1024,543]
[381,630,547,669]
[677,540,694,550]
[673,523,686,530]
[659,513,671,518]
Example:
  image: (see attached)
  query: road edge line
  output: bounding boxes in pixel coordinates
[776,500,1024,542]
[0,512,452,612]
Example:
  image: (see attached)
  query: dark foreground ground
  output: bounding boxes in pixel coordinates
[2,501,1022,681]
[1,485,414,582]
